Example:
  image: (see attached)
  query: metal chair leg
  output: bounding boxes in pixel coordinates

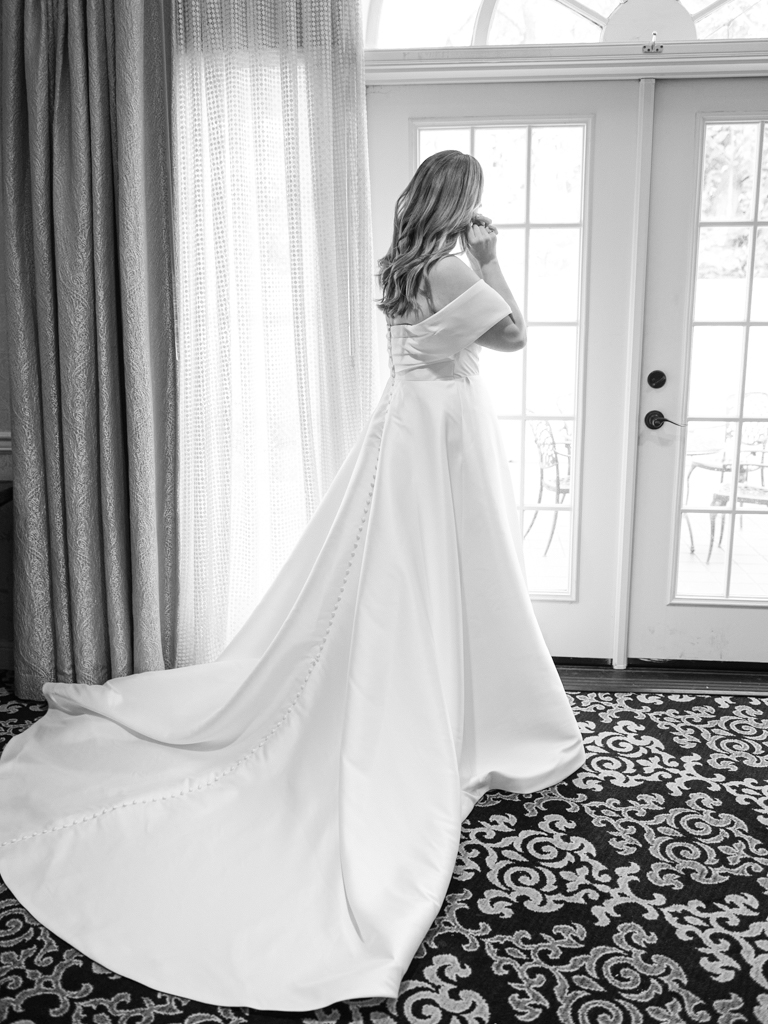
[524,510,539,538]
[707,513,717,564]
[684,512,695,553]
[544,511,559,556]
[685,466,696,506]
[524,476,544,539]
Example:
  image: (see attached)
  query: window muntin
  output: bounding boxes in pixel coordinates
[488,0,602,45]
[696,0,768,39]
[675,120,768,602]
[417,123,587,597]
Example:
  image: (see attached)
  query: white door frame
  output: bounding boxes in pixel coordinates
[367,77,644,660]
[628,79,768,662]
[612,78,655,669]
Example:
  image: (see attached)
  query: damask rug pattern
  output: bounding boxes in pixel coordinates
[1,680,766,1024]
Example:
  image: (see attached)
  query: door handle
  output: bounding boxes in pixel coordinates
[645,410,685,430]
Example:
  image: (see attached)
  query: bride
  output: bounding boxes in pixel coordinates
[0,150,585,1012]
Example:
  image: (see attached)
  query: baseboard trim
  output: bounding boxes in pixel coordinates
[556,660,768,697]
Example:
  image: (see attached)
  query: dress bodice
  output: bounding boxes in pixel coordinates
[387,280,512,382]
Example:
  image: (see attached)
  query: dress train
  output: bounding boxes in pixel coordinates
[0,280,585,1010]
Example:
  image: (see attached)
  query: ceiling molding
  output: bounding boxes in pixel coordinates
[365,40,768,83]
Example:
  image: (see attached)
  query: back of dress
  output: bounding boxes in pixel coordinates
[387,278,512,380]
[0,277,585,1012]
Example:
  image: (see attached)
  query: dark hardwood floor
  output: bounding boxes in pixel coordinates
[555,658,768,696]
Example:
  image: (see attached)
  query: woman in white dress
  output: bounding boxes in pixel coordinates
[0,150,585,1012]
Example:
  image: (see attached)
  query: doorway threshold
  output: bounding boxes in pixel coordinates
[554,658,768,696]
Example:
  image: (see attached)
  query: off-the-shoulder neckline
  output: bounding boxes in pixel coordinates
[387,280,485,329]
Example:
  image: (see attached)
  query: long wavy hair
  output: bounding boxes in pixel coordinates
[377,150,483,321]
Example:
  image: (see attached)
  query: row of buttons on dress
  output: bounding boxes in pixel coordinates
[387,328,396,379]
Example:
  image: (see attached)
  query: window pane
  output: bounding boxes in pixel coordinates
[739,422,768,500]
[524,509,571,594]
[676,120,768,602]
[700,123,759,222]
[682,422,736,511]
[526,327,577,416]
[524,419,573,507]
[495,227,526,311]
[676,513,731,597]
[495,417,523,500]
[751,227,768,320]
[760,125,768,221]
[686,326,744,418]
[744,328,768,416]
[368,0,768,47]
[375,0,482,48]
[414,118,586,600]
[480,348,523,417]
[418,129,471,163]
[730,516,768,598]
[530,126,584,224]
[528,228,580,322]
[695,0,768,39]
[475,127,527,225]
[489,0,601,44]
[586,0,620,13]
[694,226,751,322]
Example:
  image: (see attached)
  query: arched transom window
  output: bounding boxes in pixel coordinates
[363,0,768,47]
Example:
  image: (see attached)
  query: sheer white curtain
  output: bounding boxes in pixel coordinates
[172,1,377,665]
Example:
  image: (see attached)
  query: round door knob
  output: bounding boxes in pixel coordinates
[644,410,666,430]
[647,370,666,389]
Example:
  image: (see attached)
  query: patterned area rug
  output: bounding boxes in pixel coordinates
[1,678,767,1024]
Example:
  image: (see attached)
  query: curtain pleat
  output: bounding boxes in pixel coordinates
[0,0,177,698]
[173,0,377,665]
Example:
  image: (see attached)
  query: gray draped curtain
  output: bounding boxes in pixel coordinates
[0,0,178,699]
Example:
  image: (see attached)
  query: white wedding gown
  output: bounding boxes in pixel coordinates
[0,280,585,1012]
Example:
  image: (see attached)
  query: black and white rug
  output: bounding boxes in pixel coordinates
[1,680,766,1024]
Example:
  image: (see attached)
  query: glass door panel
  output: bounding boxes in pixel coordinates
[417,122,586,596]
[674,119,768,602]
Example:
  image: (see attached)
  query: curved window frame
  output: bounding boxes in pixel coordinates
[364,0,765,48]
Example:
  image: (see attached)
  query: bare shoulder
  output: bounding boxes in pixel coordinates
[427,256,480,309]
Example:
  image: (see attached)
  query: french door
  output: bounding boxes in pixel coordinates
[366,75,768,664]
[629,78,768,662]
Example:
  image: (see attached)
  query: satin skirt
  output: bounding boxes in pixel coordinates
[0,374,585,1011]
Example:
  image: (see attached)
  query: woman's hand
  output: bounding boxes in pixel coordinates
[472,212,496,231]
[465,215,498,271]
